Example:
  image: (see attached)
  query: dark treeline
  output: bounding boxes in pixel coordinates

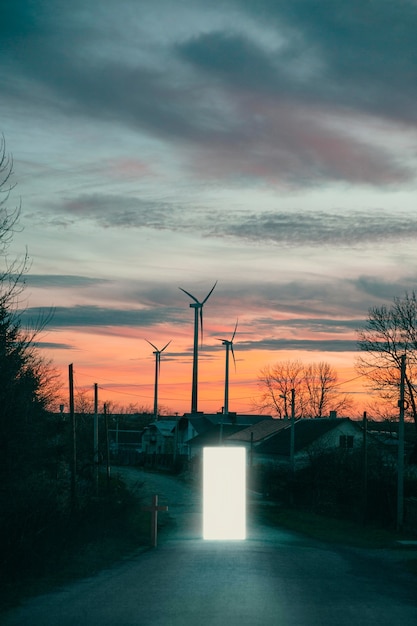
[0,137,148,608]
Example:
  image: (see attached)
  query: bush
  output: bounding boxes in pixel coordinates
[254,447,417,529]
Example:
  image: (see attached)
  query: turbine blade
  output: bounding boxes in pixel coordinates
[145,339,158,351]
[161,340,172,352]
[231,318,238,341]
[179,287,200,304]
[202,280,218,304]
[231,343,236,371]
[200,307,204,345]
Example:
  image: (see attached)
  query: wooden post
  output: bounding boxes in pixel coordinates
[290,388,295,472]
[142,495,168,547]
[397,354,406,531]
[104,403,111,492]
[362,411,368,524]
[94,383,99,495]
[69,363,76,510]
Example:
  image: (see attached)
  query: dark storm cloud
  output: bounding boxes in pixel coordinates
[351,275,417,300]
[177,31,280,91]
[219,209,417,247]
[54,195,176,230]
[173,4,416,182]
[2,21,222,143]
[52,193,417,248]
[17,273,409,352]
[238,0,417,122]
[20,270,413,330]
[2,0,415,186]
[207,337,358,353]
[258,318,362,334]
[18,305,183,329]
[34,341,74,350]
[210,276,408,320]
[0,0,48,48]
[24,275,110,288]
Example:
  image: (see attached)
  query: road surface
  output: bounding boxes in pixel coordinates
[2,468,417,625]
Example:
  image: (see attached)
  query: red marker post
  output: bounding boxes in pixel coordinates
[142,494,168,547]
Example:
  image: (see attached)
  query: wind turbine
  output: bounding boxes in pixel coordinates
[179,281,217,414]
[145,339,171,419]
[217,319,238,417]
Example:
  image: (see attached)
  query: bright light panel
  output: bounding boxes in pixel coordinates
[203,447,246,540]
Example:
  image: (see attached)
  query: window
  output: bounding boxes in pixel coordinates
[339,434,354,449]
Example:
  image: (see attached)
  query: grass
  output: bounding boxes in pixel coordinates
[255,502,417,576]
[256,503,401,547]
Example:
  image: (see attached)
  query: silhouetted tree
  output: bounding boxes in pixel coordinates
[0,136,62,493]
[257,359,352,418]
[356,292,417,438]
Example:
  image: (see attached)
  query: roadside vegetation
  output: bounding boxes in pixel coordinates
[0,137,151,611]
[251,446,417,528]
[251,448,417,577]
[1,478,150,611]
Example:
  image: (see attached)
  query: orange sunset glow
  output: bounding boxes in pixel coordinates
[45,321,368,417]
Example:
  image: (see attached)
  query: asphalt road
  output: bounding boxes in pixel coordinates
[3,468,417,626]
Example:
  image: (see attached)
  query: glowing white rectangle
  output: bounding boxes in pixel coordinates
[203,447,246,540]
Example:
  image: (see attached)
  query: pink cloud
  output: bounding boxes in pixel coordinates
[107,158,155,180]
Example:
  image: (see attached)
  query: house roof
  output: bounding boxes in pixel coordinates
[179,414,271,440]
[187,424,246,447]
[182,413,271,427]
[257,418,361,456]
[148,420,177,436]
[227,419,289,443]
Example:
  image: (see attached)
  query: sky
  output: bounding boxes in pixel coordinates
[1,0,417,416]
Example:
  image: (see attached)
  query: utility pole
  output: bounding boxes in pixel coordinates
[94,383,99,496]
[287,388,295,506]
[290,388,295,473]
[362,411,368,524]
[104,403,111,492]
[69,363,76,510]
[397,354,406,531]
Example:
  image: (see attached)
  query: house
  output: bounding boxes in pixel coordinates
[226,418,289,450]
[247,417,365,469]
[366,419,417,464]
[187,424,245,459]
[180,413,273,459]
[142,420,177,455]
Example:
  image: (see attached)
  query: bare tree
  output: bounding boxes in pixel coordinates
[257,360,304,417]
[304,361,352,417]
[0,134,20,253]
[1,135,28,313]
[356,291,417,433]
[256,359,351,418]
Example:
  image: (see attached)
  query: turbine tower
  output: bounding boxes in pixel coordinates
[179,281,217,414]
[217,319,238,416]
[146,339,171,419]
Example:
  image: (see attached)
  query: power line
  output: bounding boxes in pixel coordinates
[332,367,383,389]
